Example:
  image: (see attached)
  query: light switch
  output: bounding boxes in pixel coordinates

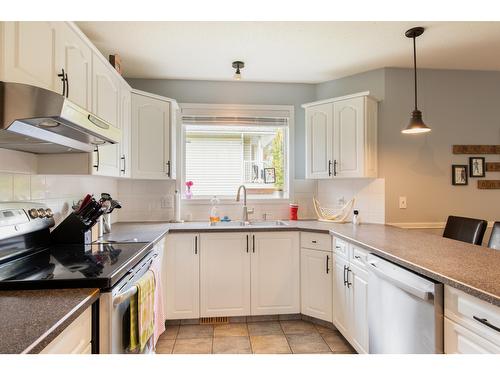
[399,196,407,209]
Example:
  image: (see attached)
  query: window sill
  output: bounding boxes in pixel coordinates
[181,197,290,205]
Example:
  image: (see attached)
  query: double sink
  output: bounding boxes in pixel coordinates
[209,220,289,228]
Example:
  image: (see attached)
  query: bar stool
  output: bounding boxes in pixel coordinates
[443,216,488,245]
[488,222,500,250]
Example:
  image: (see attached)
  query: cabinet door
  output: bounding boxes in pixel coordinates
[333,97,365,178]
[333,255,350,336]
[165,234,200,320]
[55,23,92,110]
[200,233,250,317]
[251,232,300,315]
[300,248,333,322]
[444,318,500,354]
[349,264,369,353]
[305,103,333,179]
[91,54,120,177]
[131,92,171,180]
[2,22,58,91]
[119,84,132,177]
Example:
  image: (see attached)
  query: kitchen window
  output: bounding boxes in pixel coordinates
[180,105,293,201]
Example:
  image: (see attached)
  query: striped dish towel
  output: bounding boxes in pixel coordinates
[129,270,155,353]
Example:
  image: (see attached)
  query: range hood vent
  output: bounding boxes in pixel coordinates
[0,81,120,154]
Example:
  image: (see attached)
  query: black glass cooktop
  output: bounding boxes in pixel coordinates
[0,242,152,291]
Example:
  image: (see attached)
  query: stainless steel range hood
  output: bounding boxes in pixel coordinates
[0,81,120,153]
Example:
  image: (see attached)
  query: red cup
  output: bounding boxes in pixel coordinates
[289,203,299,220]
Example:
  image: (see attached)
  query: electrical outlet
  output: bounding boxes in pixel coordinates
[399,196,407,209]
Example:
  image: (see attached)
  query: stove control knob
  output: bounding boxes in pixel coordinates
[45,208,54,218]
[28,208,39,219]
[37,208,47,218]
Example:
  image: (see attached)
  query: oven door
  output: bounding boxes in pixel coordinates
[99,250,158,354]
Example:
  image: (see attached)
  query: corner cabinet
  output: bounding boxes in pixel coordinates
[303,92,378,179]
[131,90,177,180]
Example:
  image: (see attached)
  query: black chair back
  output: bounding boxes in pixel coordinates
[443,216,488,245]
[488,222,500,250]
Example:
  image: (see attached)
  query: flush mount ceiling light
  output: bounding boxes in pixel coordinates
[232,61,244,81]
[402,27,431,135]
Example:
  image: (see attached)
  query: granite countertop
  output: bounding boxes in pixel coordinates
[0,288,99,354]
[108,220,500,306]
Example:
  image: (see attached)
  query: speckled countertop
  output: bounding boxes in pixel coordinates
[107,220,500,306]
[0,288,99,354]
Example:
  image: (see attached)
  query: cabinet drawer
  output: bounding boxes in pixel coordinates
[333,238,349,259]
[301,232,332,251]
[445,286,500,347]
[445,317,500,354]
[41,307,92,354]
[350,245,369,269]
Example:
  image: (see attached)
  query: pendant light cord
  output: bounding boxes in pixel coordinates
[413,36,418,111]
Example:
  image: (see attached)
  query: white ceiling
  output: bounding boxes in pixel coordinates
[77,21,500,83]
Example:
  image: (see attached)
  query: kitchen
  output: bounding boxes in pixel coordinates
[0,1,500,372]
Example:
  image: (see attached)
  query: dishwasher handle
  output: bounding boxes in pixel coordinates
[367,260,434,301]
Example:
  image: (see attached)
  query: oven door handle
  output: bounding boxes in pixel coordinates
[113,285,138,307]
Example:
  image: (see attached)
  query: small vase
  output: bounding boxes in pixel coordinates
[185,186,192,199]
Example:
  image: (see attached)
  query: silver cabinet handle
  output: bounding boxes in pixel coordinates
[120,155,126,174]
[328,160,332,176]
[333,160,338,176]
[166,161,171,177]
[93,147,99,171]
[194,236,198,255]
[346,267,352,288]
[326,255,330,274]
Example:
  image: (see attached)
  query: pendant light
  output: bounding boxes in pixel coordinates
[232,61,244,81]
[402,27,431,134]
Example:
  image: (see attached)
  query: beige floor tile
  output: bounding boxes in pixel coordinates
[287,333,331,354]
[280,320,317,335]
[250,335,291,354]
[173,338,213,354]
[177,324,214,339]
[314,324,338,335]
[155,339,175,354]
[213,336,252,354]
[321,331,356,353]
[248,321,283,336]
[214,323,248,337]
[159,325,179,340]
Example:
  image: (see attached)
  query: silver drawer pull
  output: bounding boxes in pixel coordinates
[473,316,500,332]
[354,255,361,260]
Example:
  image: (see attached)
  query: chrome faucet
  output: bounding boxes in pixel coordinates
[236,185,254,224]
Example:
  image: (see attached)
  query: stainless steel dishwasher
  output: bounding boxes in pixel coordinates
[366,254,444,353]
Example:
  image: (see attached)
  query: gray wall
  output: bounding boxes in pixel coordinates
[127,79,316,179]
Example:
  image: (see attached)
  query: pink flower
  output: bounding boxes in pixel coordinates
[185,181,194,188]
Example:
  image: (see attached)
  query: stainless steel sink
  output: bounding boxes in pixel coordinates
[210,220,288,227]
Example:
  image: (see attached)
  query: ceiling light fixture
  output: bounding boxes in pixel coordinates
[402,27,431,135]
[232,61,244,81]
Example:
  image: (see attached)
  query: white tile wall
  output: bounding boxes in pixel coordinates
[0,173,118,226]
[316,178,385,224]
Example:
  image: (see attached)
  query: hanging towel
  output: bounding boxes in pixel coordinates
[150,255,165,347]
[129,270,155,353]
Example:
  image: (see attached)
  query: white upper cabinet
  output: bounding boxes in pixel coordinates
[131,90,175,180]
[251,232,300,315]
[305,103,333,179]
[303,92,378,179]
[1,22,58,91]
[199,233,251,317]
[54,23,92,110]
[119,83,132,177]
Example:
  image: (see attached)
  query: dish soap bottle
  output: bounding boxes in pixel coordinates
[352,210,360,225]
[209,196,220,224]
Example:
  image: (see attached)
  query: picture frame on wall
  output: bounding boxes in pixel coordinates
[452,165,468,185]
[469,157,485,177]
[264,168,276,184]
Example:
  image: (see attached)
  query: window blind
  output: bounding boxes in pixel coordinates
[182,116,289,127]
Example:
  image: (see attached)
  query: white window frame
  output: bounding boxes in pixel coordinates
[177,103,295,204]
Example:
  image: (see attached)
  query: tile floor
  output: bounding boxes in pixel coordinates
[155,320,356,354]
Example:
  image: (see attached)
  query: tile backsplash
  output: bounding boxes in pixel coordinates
[316,178,385,224]
[0,173,118,226]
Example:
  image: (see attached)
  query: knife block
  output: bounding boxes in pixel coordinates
[50,212,93,244]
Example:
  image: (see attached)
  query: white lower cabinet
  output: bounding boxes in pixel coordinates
[333,242,369,354]
[40,307,92,354]
[164,233,200,320]
[251,232,300,315]
[301,247,333,322]
[445,317,500,354]
[200,233,251,317]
